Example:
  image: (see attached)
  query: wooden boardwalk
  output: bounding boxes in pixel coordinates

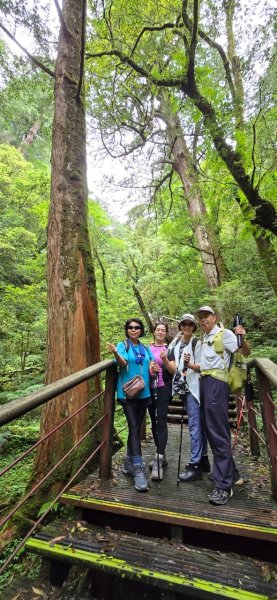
[60,424,276,547]
[24,424,277,599]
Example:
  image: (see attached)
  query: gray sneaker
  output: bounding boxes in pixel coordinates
[133,465,149,491]
[151,456,165,481]
[123,456,146,476]
[208,487,233,505]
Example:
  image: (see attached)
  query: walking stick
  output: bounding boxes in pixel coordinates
[232,394,246,450]
[177,368,189,486]
[153,373,160,482]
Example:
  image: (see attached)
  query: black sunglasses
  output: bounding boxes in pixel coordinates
[128,325,141,330]
[181,322,194,327]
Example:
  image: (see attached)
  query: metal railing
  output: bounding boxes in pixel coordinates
[0,355,276,575]
[237,358,277,500]
[0,359,117,574]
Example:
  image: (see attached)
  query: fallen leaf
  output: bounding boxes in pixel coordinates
[96,534,110,541]
[261,564,273,583]
[32,588,44,596]
[103,544,118,552]
[49,536,66,547]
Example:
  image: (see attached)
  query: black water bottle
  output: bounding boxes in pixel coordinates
[233,314,242,348]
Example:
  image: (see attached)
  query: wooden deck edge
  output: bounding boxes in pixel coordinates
[25,538,270,600]
[60,493,277,542]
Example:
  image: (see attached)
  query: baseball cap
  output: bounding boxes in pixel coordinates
[197,306,215,315]
[179,313,197,326]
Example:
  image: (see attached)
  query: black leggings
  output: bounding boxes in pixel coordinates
[123,403,146,457]
[148,385,171,455]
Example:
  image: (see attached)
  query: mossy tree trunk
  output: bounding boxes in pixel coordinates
[33,0,101,493]
[159,91,225,289]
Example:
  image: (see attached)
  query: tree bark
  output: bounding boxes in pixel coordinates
[33,0,101,490]
[133,284,154,333]
[159,91,225,289]
[19,121,40,155]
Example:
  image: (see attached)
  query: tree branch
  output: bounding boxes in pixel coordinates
[76,0,86,100]
[130,22,181,57]
[94,246,108,302]
[53,0,71,39]
[181,0,236,101]
[86,49,185,87]
[187,0,199,82]
[0,23,55,78]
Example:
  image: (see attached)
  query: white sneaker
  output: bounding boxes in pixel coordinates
[151,455,165,481]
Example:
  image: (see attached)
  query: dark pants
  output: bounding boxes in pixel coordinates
[123,403,146,457]
[148,384,171,454]
[200,375,234,490]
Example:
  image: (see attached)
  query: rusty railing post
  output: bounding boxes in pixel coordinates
[256,366,277,501]
[247,399,260,457]
[99,364,117,480]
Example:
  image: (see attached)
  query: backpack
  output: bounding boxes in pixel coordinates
[212,329,247,394]
[168,334,199,360]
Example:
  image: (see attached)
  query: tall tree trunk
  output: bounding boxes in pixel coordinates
[159,91,225,289]
[133,284,154,333]
[19,121,40,155]
[33,0,101,490]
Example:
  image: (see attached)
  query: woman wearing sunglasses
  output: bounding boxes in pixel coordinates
[167,313,210,482]
[107,318,154,492]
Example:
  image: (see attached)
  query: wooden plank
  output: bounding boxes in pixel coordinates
[25,521,277,600]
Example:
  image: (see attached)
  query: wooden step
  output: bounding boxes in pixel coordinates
[25,520,277,600]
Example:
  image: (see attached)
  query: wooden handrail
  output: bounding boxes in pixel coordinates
[247,357,277,501]
[0,359,114,426]
[247,357,277,387]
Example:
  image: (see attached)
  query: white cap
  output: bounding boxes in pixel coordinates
[197,306,215,315]
[179,313,197,326]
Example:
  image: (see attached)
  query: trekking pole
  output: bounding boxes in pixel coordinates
[232,394,246,450]
[177,365,189,486]
[153,372,160,483]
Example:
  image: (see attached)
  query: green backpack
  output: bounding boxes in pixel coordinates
[213,329,247,394]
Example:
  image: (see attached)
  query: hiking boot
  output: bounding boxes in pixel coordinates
[123,456,146,476]
[179,463,203,482]
[208,487,233,505]
[200,455,211,473]
[149,455,168,470]
[133,464,149,492]
[208,470,243,486]
[151,456,165,481]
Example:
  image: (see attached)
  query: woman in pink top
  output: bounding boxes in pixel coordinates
[149,322,175,481]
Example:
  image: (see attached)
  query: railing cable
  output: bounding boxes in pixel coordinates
[0,413,106,529]
[0,391,104,478]
[0,438,105,575]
